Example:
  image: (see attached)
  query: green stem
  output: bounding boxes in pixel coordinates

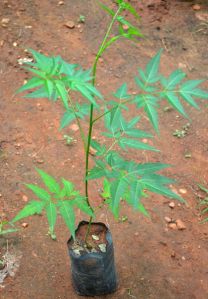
[84,7,122,242]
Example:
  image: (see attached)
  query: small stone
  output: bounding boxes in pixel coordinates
[178,62,187,69]
[164,216,172,223]
[169,202,175,209]
[171,251,176,258]
[1,18,10,27]
[70,124,79,132]
[181,256,186,260]
[36,159,44,164]
[98,244,106,253]
[192,4,201,11]
[142,139,148,143]
[168,223,177,230]
[92,234,99,241]
[179,188,187,194]
[73,249,81,256]
[22,195,28,202]
[22,222,28,228]
[134,232,139,236]
[13,42,18,47]
[58,0,64,5]
[176,219,186,230]
[0,40,4,47]
[64,21,75,29]
[122,24,129,30]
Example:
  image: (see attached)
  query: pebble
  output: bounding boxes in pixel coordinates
[1,18,10,27]
[22,195,28,202]
[70,123,79,132]
[58,0,64,5]
[164,216,172,223]
[168,223,177,230]
[192,4,201,11]
[64,21,75,29]
[122,24,129,30]
[169,202,175,209]
[22,222,28,228]
[175,219,186,230]
[179,188,187,194]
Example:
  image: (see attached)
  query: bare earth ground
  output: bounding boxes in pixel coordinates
[0,0,208,298]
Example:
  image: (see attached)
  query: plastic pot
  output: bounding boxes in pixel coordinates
[67,221,118,296]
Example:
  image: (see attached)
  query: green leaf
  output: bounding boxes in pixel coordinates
[137,202,149,216]
[24,87,49,99]
[145,50,162,84]
[45,80,54,98]
[130,181,143,209]
[17,77,44,93]
[46,202,57,237]
[181,79,204,91]
[87,166,106,180]
[119,138,159,152]
[163,69,186,89]
[55,81,68,109]
[74,197,94,216]
[180,92,199,109]
[25,184,50,201]
[0,228,18,235]
[122,2,140,20]
[125,128,152,138]
[189,88,208,99]
[136,163,170,175]
[165,92,187,117]
[62,179,74,196]
[60,110,76,129]
[144,100,159,133]
[29,49,53,73]
[98,1,115,17]
[114,83,130,99]
[36,168,60,194]
[75,85,98,107]
[12,200,45,223]
[142,180,183,201]
[101,178,111,199]
[24,67,47,79]
[58,201,75,239]
[110,178,128,217]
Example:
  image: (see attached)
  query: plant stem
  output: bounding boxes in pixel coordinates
[84,6,122,242]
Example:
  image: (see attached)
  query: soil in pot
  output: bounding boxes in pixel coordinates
[67,221,118,296]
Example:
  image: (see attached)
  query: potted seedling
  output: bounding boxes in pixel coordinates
[12,0,208,296]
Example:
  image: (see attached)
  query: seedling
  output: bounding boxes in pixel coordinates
[63,134,76,146]
[12,0,208,243]
[78,15,85,23]
[0,219,17,236]
[173,123,190,138]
